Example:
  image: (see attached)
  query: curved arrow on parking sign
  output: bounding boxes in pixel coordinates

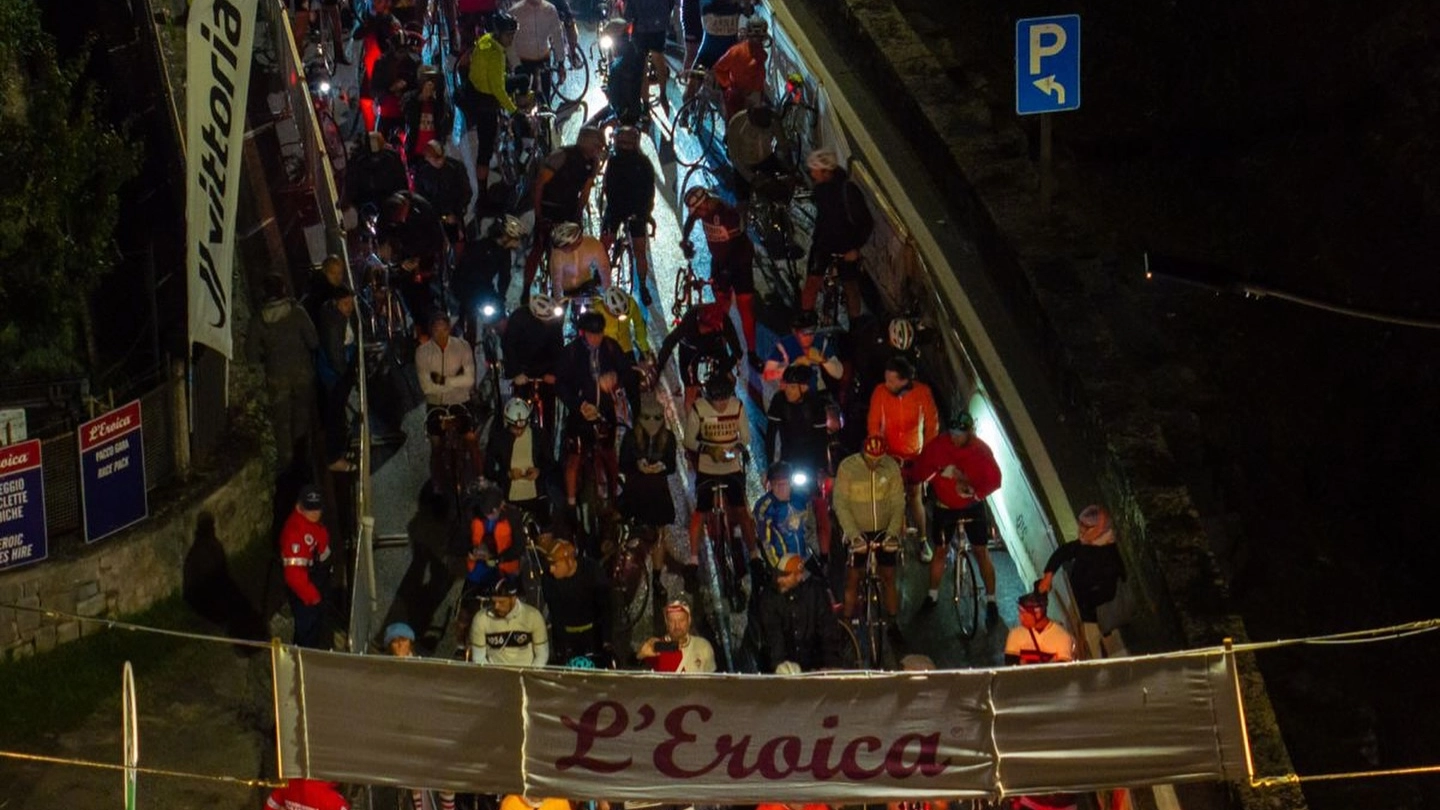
[1033,75,1066,104]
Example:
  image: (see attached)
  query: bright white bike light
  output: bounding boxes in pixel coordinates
[600,34,614,50]
[318,80,332,94]
[482,304,497,318]
[791,471,809,487]
[553,306,565,317]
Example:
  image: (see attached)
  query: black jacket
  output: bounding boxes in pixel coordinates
[348,146,408,211]
[556,336,640,420]
[485,423,557,496]
[412,156,473,221]
[502,309,564,379]
[765,391,829,472]
[602,149,656,223]
[1042,542,1125,621]
[810,167,873,255]
[401,84,455,157]
[757,576,846,672]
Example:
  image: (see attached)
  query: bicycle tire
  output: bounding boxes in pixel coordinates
[952,543,981,639]
[708,510,740,614]
[610,237,632,294]
[551,48,591,109]
[779,101,817,170]
[863,582,884,669]
[836,616,863,670]
[674,96,714,169]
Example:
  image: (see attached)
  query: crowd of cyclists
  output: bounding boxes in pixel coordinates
[273,1,1127,808]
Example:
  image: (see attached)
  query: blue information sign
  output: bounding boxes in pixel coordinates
[0,439,47,571]
[79,400,148,543]
[1016,15,1081,115]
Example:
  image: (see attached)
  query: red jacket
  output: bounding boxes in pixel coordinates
[280,508,332,606]
[267,779,350,810]
[912,433,1001,510]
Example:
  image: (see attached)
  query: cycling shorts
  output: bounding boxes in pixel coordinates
[602,212,653,239]
[806,250,861,280]
[695,471,746,511]
[633,30,667,54]
[710,242,755,295]
[681,0,702,42]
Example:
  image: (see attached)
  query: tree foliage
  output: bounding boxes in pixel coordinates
[0,0,140,379]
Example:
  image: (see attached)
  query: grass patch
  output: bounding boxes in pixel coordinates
[0,596,215,748]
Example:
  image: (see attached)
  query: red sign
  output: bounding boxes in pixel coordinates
[78,400,142,453]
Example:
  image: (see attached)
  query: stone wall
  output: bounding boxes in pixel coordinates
[0,453,273,658]
[786,0,1305,807]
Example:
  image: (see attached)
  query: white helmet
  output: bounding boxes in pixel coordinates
[601,287,629,318]
[888,318,915,350]
[550,222,583,248]
[530,293,562,320]
[775,660,803,676]
[683,185,714,210]
[503,397,533,428]
[501,215,526,240]
[806,148,839,172]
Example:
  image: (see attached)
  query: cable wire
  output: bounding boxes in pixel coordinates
[0,749,284,789]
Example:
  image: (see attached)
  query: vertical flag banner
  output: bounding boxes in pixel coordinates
[186,0,259,357]
[0,439,47,571]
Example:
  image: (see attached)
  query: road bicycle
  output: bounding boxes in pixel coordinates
[849,530,899,669]
[778,72,818,171]
[674,69,726,169]
[670,257,712,326]
[815,253,856,329]
[607,216,656,299]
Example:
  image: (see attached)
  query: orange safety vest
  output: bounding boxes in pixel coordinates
[469,517,520,576]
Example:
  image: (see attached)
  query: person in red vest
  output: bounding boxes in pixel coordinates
[266,777,350,810]
[280,486,332,649]
[913,409,1002,622]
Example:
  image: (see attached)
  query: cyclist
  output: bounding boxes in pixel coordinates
[680,0,703,70]
[594,19,647,127]
[683,370,757,578]
[487,398,556,523]
[356,0,400,131]
[618,396,680,583]
[625,0,677,108]
[756,553,847,672]
[726,101,795,228]
[763,310,844,396]
[466,12,522,205]
[638,598,717,672]
[416,313,481,496]
[524,126,605,297]
[502,294,565,431]
[765,364,834,550]
[915,409,1001,619]
[712,17,770,120]
[596,286,654,371]
[557,311,639,531]
[1004,590,1075,665]
[348,132,409,213]
[680,186,759,365]
[373,27,422,140]
[454,215,526,333]
[542,540,613,665]
[695,0,756,70]
[411,140,471,247]
[799,148,874,320]
[402,70,454,167]
[377,190,448,327]
[656,297,744,412]
[834,435,905,640]
[469,576,550,665]
[548,221,611,300]
[867,355,939,552]
[754,461,819,574]
[601,126,657,305]
[510,0,567,102]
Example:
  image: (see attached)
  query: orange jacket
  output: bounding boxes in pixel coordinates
[867,381,940,461]
[712,40,767,106]
[469,516,520,576]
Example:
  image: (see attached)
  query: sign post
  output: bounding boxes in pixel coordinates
[78,400,148,544]
[1016,15,1082,212]
[0,439,47,571]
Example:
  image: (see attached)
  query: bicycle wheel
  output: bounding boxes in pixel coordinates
[863,582,884,669]
[674,96,714,169]
[610,237,633,294]
[952,544,981,639]
[707,512,738,613]
[779,101,817,170]
[496,126,522,186]
[551,48,591,109]
[836,616,863,670]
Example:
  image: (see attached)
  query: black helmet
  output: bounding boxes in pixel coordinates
[767,461,793,482]
[781,364,809,385]
[491,13,518,33]
[576,311,606,335]
[488,576,522,598]
[790,311,818,331]
[947,410,975,432]
[703,371,735,400]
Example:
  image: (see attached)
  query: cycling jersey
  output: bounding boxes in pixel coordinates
[833,453,905,539]
[467,510,524,581]
[602,149,657,224]
[510,0,565,62]
[416,336,477,406]
[468,33,517,112]
[649,634,717,673]
[764,333,843,391]
[754,491,816,568]
[700,0,746,35]
[684,398,748,475]
[593,291,652,356]
[470,600,550,665]
[1004,621,1075,664]
[867,381,939,462]
[913,433,1001,510]
[539,146,596,221]
[765,390,829,473]
[655,303,743,378]
[626,0,676,33]
[549,236,611,294]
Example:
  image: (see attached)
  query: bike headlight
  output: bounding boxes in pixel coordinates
[318,79,332,94]
[600,34,614,50]
[791,471,809,487]
[553,305,565,318]
[482,303,498,318]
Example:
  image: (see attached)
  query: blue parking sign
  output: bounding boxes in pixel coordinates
[1016,15,1081,115]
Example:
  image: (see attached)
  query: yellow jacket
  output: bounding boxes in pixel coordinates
[468,34,517,113]
[595,291,651,356]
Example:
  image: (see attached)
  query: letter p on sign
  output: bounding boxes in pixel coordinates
[1028,24,1066,75]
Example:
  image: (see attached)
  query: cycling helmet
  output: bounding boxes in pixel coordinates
[503,397,533,428]
[491,12,519,34]
[743,18,769,38]
[781,364,809,385]
[488,576,522,598]
[775,660,803,676]
[862,434,887,457]
[568,655,597,669]
[703,371,735,401]
[887,318,915,350]
[530,293,562,321]
[614,126,642,150]
[806,148,840,172]
[947,410,975,433]
[576,125,606,150]
[501,214,526,240]
[767,461,793,482]
[576,311,607,334]
[683,186,714,210]
[382,622,415,646]
[602,287,630,318]
[551,222,583,248]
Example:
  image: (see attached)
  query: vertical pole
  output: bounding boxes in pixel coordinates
[1039,114,1054,214]
[171,356,192,482]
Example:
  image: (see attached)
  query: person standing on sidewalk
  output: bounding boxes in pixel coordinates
[280,485,332,649]
[246,273,319,473]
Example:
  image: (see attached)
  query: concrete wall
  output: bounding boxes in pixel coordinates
[0,453,273,659]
